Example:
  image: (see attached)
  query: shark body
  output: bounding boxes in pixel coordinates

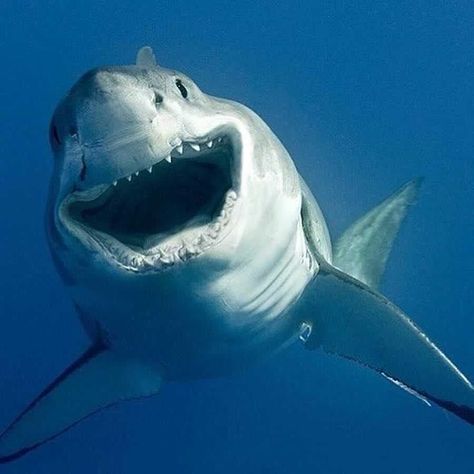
[0,47,472,463]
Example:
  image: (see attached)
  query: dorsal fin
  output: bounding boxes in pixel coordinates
[136,46,157,68]
[333,178,422,289]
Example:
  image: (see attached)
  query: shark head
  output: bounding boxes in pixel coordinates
[48,48,309,285]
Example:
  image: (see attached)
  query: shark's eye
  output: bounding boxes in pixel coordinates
[175,79,188,99]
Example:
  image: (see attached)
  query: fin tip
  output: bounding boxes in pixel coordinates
[400,177,424,204]
[136,46,157,67]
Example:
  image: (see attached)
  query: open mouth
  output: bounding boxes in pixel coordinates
[62,134,239,271]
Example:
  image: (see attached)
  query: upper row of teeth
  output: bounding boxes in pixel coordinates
[112,137,224,186]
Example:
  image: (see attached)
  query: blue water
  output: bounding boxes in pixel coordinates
[1,1,473,472]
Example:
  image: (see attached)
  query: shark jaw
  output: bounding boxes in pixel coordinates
[59,129,241,273]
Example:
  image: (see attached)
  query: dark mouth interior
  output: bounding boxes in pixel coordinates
[69,141,233,250]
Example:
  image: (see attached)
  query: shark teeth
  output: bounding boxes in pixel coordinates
[111,136,227,188]
[65,132,237,274]
[91,189,235,272]
[126,188,237,271]
[91,187,237,273]
[98,134,237,271]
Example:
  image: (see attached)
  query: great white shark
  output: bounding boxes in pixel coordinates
[0,46,473,462]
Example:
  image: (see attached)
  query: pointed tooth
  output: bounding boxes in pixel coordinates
[178,247,188,260]
[112,181,118,187]
[147,166,153,173]
[207,140,213,148]
[160,255,174,265]
[176,144,183,154]
[165,155,172,163]
[127,175,132,182]
[190,143,200,152]
[135,171,139,176]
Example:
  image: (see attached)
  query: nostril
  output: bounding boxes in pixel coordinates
[153,91,163,106]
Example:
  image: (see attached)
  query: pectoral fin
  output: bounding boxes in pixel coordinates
[0,346,162,463]
[300,264,474,425]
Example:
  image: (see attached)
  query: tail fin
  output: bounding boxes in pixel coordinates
[333,178,422,289]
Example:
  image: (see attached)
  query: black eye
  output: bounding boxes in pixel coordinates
[175,79,188,98]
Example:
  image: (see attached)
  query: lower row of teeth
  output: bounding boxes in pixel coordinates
[106,190,237,270]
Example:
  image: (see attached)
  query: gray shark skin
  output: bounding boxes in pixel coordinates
[0,47,473,463]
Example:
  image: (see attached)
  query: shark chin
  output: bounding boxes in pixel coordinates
[0,46,473,464]
[59,131,241,272]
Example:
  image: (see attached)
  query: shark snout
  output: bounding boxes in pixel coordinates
[53,68,168,148]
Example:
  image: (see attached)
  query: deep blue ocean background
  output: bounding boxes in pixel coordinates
[1,1,473,473]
